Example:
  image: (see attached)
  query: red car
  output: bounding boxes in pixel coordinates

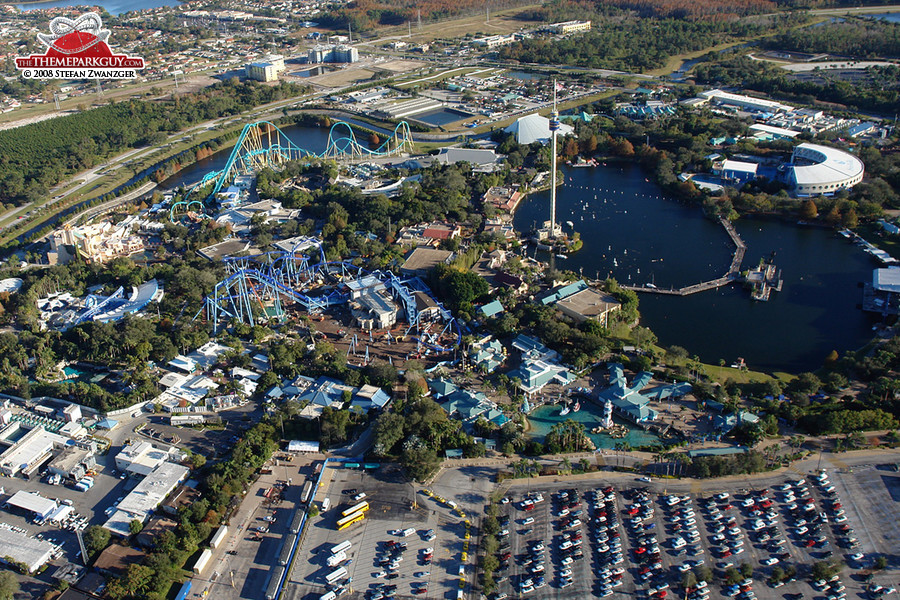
[721,550,732,557]
[722,504,734,510]
[639,567,651,574]
[805,539,816,547]
[500,552,511,561]
[627,507,639,515]
[414,588,427,595]
[635,547,647,555]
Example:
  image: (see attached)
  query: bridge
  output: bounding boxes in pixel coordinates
[170,119,415,219]
[623,217,747,296]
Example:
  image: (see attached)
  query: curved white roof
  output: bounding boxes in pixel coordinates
[0,278,23,294]
[504,113,574,145]
[791,143,864,186]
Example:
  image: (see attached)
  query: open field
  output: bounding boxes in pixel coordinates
[368,4,540,45]
[307,67,377,88]
[0,73,219,128]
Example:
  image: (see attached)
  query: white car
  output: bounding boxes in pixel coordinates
[849,553,864,561]
[716,493,730,501]
[762,557,779,566]
[374,570,386,578]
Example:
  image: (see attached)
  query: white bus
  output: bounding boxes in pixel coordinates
[330,540,352,555]
[324,566,348,584]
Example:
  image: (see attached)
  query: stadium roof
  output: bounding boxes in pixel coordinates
[791,143,864,186]
[504,113,574,145]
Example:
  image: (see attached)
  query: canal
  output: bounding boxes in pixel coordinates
[514,162,877,373]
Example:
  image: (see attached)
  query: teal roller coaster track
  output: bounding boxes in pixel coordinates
[170,119,414,220]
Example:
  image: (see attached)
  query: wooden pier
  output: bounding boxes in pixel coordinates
[623,217,747,297]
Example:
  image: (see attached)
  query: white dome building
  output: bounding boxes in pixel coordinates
[504,113,574,145]
[788,143,864,197]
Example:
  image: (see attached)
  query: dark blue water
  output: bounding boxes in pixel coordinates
[514,163,876,373]
[506,71,545,81]
[161,124,333,189]
[872,12,900,22]
[414,108,470,127]
[17,0,178,14]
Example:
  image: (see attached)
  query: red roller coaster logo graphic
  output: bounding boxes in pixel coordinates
[15,12,144,79]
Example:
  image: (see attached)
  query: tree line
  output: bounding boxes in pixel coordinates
[0,79,306,207]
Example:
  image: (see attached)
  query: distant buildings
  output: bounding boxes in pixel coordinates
[696,89,794,115]
[307,44,358,63]
[245,54,286,81]
[547,20,592,34]
[470,35,515,49]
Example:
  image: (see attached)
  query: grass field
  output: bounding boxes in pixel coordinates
[371,4,540,45]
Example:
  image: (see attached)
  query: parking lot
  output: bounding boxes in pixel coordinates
[282,465,474,600]
[485,463,899,600]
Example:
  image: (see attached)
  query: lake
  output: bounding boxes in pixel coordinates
[17,0,179,15]
[513,163,877,373]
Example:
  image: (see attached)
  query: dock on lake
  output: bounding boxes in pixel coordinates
[623,217,747,296]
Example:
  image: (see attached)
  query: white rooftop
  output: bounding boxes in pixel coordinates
[0,526,55,572]
[0,278,23,294]
[721,159,759,174]
[6,490,58,518]
[104,462,189,535]
[504,113,574,145]
[791,143,864,186]
[874,267,900,293]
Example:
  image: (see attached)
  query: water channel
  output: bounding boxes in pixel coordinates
[513,163,877,373]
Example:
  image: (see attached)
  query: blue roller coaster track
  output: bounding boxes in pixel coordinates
[196,239,459,353]
[170,119,414,220]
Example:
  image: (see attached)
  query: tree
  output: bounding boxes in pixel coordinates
[800,199,818,220]
[0,572,17,600]
[83,525,111,559]
[874,556,888,570]
[130,519,144,535]
[695,565,713,583]
[739,563,754,579]
[682,571,698,589]
[401,446,441,482]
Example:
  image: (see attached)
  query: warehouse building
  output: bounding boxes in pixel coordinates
[5,490,58,521]
[0,527,55,573]
[104,462,190,537]
[115,441,170,477]
[47,445,96,481]
[0,426,68,477]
